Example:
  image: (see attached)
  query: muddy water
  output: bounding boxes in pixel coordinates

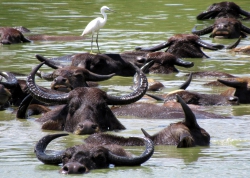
[1,0,250,177]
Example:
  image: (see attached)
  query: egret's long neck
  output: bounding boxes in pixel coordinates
[101,10,108,22]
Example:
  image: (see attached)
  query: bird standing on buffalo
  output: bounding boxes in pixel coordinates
[81,6,114,54]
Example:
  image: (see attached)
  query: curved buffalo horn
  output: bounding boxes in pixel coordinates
[175,58,194,68]
[34,133,68,165]
[226,36,242,49]
[135,41,171,52]
[239,9,250,19]
[131,60,154,91]
[0,71,18,88]
[176,94,199,128]
[35,54,62,69]
[16,94,33,119]
[196,11,219,20]
[217,78,244,88]
[145,93,164,101]
[192,25,213,36]
[140,60,154,73]
[195,38,224,50]
[108,136,154,166]
[106,62,148,105]
[179,73,192,90]
[26,62,69,104]
[241,25,250,34]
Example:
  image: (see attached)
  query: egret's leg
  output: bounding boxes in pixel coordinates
[90,34,94,54]
[96,31,101,54]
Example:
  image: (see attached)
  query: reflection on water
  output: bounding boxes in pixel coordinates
[1,0,250,177]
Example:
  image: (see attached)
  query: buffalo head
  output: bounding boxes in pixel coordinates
[219,77,250,104]
[35,55,115,92]
[34,133,154,174]
[0,27,31,44]
[135,34,224,58]
[196,2,250,20]
[192,18,250,39]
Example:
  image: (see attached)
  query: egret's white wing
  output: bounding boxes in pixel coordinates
[81,17,103,36]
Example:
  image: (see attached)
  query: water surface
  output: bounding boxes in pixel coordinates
[1,0,250,177]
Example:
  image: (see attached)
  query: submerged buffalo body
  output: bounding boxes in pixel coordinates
[0,26,86,44]
[86,95,210,148]
[163,89,239,106]
[34,133,154,174]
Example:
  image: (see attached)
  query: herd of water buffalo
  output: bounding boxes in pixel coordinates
[1,1,250,174]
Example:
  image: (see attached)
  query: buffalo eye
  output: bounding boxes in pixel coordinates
[69,105,76,116]
[62,153,71,165]
[91,152,107,167]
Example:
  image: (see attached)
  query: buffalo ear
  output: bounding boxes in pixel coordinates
[42,120,64,131]
[177,133,195,148]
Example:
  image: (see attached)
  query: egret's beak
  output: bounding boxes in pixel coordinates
[108,8,115,13]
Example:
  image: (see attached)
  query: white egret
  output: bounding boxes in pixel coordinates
[81,6,114,54]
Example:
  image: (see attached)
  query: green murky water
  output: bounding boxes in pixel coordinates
[1,0,250,177]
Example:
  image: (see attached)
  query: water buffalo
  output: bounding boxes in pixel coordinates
[196,2,250,20]
[26,61,148,134]
[86,95,210,147]
[0,27,31,44]
[0,71,27,106]
[162,89,239,106]
[34,133,154,174]
[143,73,239,106]
[35,60,115,92]
[0,60,114,108]
[188,71,235,78]
[219,77,250,104]
[112,74,230,118]
[135,34,224,58]
[0,71,60,107]
[111,100,228,119]
[0,26,86,44]
[192,18,250,38]
[35,51,194,76]
[16,61,154,119]
[186,71,236,86]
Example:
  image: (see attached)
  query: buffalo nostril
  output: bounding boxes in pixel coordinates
[62,78,67,83]
[92,124,98,129]
[78,166,86,174]
[61,163,86,174]
[61,165,69,174]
